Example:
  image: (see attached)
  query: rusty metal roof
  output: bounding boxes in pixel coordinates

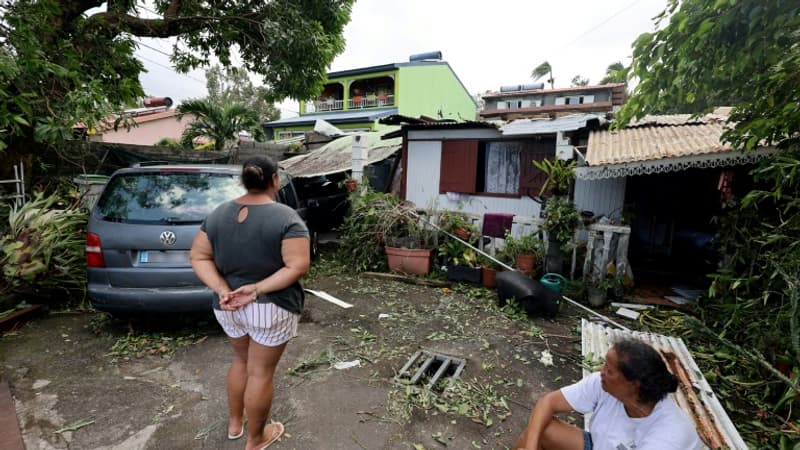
[586,122,732,166]
[482,83,625,99]
[581,319,746,449]
[280,132,402,178]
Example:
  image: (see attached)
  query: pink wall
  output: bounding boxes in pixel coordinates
[94,113,195,145]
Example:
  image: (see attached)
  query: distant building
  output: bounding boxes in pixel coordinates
[80,97,194,146]
[479,83,626,121]
[263,51,477,140]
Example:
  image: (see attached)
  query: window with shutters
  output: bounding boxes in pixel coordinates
[438,138,555,198]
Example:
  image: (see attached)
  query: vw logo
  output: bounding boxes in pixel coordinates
[160,231,177,246]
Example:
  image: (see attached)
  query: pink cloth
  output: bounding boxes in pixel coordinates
[482,213,514,238]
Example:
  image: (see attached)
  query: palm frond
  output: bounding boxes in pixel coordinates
[531,61,552,81]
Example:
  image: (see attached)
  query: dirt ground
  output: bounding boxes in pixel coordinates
[0,258,588,450]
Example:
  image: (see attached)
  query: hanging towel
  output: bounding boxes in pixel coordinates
[482,213,514,238]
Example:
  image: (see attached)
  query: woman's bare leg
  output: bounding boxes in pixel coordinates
[227,335,250,436]
[513,416,585,450]
[244,341,287,450]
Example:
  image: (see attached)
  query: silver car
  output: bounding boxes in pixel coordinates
[86,164,306,316]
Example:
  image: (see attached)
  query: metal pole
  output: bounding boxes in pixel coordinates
[19,160,25,206]
[415,210,630,331]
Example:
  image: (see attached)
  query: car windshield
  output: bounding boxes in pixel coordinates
[96,171,244,223]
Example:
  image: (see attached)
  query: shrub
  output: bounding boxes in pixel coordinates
[0,191,87,306]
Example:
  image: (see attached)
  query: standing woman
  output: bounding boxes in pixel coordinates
[190,156,310,450]
[514,339,701,450]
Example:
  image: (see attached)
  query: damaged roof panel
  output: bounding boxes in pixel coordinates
[500,113,604,135]
[280,132,402,178]
[265,107,398,127]
[581,319,746,449]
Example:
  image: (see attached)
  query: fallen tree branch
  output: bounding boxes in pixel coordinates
[686,316,800,395]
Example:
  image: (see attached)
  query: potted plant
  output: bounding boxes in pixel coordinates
[540,196,580,274]
[377,203,438,275]
[586,276,614,307]
[503,231,541,276]
[480,259,503,288]
[439,211,478,241]
[439,238,481,283]
[532,158,576,197]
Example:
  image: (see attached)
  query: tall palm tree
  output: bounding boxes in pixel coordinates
[531,61,554,89]
[600,61,627,84]
[177,99,265,152]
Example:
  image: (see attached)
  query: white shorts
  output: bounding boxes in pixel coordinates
[214,302,300,347]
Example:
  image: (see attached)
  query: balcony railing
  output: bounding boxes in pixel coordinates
[305,99,344,113]
[349,94,395,109]
[305,94,395,113]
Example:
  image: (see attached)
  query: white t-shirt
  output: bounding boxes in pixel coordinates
[561,372,702,450]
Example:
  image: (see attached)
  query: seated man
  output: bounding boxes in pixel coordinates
[515,339,701,450]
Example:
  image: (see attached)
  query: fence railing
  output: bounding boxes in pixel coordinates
[421,209,631,281]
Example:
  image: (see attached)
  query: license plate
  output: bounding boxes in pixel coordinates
[139,250,189,264]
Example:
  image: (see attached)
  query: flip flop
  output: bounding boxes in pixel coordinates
[255,421,284,450]
[227,420,246,440]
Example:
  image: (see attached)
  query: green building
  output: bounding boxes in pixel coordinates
[264,52,477,140]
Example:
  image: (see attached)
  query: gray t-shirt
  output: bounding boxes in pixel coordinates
[201,200,309,314]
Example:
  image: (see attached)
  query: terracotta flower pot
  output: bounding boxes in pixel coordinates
[481,266,498,288]
[515,253,536,276]
[385,246,434,275]
[453,227,472,241]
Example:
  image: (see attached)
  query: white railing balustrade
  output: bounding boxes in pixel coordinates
[420,209,631,281]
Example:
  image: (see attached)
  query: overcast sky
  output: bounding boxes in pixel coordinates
[137,0,668,117]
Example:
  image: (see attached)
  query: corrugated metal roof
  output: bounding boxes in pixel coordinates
[586,123,732,166]
[279,132,402,178]
[500,113,604,135]
[326,60,446,79]
[264,108,398,127]
[400,120,497,131]
[582,320,746,449]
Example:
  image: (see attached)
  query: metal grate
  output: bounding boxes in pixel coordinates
[395,350,466,391]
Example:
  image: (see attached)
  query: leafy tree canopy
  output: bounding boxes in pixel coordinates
[617,0,799,150]
[599,61,626,85]
[570,75,589,87]
[205,65,281,123]
[0,0,353,161]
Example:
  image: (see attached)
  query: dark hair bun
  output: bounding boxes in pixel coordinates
[241,156,277,191]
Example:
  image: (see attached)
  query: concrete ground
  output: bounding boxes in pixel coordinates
[0,266,585,449]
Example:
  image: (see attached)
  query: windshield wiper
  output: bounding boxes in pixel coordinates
[160,217,201,225]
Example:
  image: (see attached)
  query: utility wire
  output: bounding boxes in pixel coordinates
[544,0,646,60]
[136,39,173,58]
[137,54,206,85]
